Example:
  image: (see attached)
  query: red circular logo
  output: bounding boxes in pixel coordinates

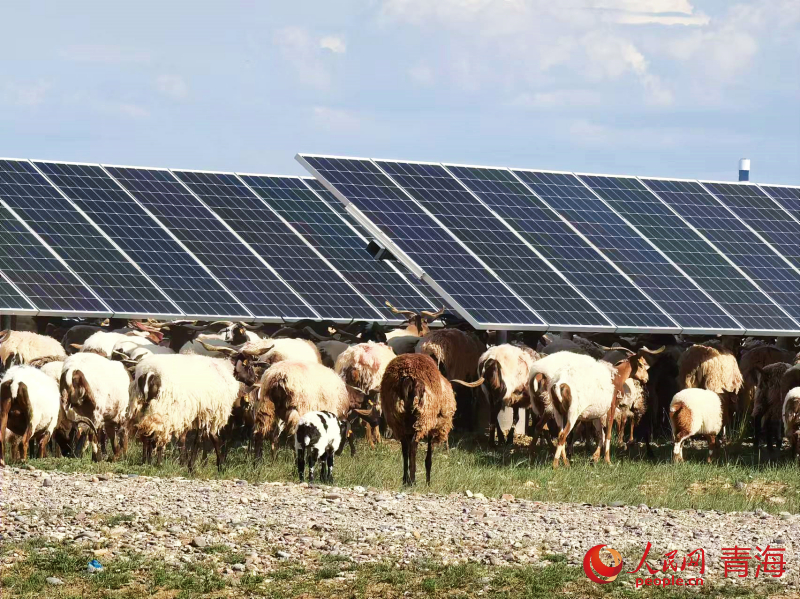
[583,544,623,584]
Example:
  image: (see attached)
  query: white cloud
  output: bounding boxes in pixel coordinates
[568,118,750,148]
[274,27,346,89]
[612,13,709,25]
[319,36,347,54]
[311,106,362,132]
[155,75,189,100]
[2,80,51,106]
[67,92,150,118]
[508,89,602,109]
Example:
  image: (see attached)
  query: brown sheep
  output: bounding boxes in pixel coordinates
[380,354,456,485]
[752,362,790,454]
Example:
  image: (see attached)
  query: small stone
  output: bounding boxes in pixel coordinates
[25,465,35,471]
[780,512,792,520]
[610,501,624,508]
[46,577,63,585]
[489,556,501,566]
[501,494,514,502]
[474,493,485,500]
[735,482,746,491]
[524,481,537,488]
[127,474,138,478]
[190,537,207,548]
[276,550,290,559]
[98,474,111,481]
[93,549,109,557]
[240,497,249,505]
[91,476,99,483]
[324,493,341,501]
[768,497,786,504]
[42,478,53,487]
[232,563,245,572]
[465,490,473,498]
[412,530,421,540]
[353,486,366,493]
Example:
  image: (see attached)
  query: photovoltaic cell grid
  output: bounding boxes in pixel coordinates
[509,170,739,331]
[760,186,800,222]
[303,177,449,310]
[0,160,176,316]
[445,165,675,329]
[105,166,315,320]
[701,182,800,274]
[239,174,429,320]
[174,170,380,321]
[301,156,542,326]
[34,162,248,319]
[579,175,797,332]
[642,179,800,323]
[0,205,105,313]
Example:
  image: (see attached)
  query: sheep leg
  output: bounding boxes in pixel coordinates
[425,437,433,486]
[20,426,32,461]
[120,428,128,457]
[210,433,224,472]
[528,414,547,462]
[672,433,689,462]
[308,448,318,484]
[0,402,9,467]
[409,440,418,486]
[590,420,604,463]
[104,422,119,462]
[296,448,306,482]
[603,399,617,464]
[401,440,410,486]
[156,445,164,467]
[253,432,264,460]
[753,408,762,450]
[348,431,356,458]
[188,430,203,471]
[507,408,520,446]
[553,421,572,469]
[38,433,50,459]
[617,415,627,449]
[707,434,716,463]
[628,418,636,447]
[326,449,335,484]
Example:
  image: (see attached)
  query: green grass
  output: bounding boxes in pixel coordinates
[0,538,789,598]
[18,433,800,514]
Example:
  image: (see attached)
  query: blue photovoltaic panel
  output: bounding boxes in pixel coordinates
[0,205,105,314]
[0,160,176,316]
[376,161,613,328]
[578,175,797,332]
[759,185,800,225]
[240,174,432,319]
[174,171,379,321]
[34,162,248,319]
[300,156,543,326]
[642,179,800,323]
[105,166,316,320]
[510,170,739,331]
[700,182,800,273]
[304,177,449,309]
[446,165,674,330]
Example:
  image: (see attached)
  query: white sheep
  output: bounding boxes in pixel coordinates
[669,388,723,463]
[0,330,66,367]
[81,331,153,358]
[61,353,130,461]
[0,365,62,465]
[294,411,349,483]
[128,353,239,469]
[38,361,65,382]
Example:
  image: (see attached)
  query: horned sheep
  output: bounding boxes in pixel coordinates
[60,353,130,461]
[669,388,723,463]
[380,353,457,485]
[294,411,350,483]
[0,330,66,368]
[0,366,62,466]
[128,354,240,469]
[783,387,800,463]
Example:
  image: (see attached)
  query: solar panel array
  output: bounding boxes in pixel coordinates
[0,152,796,333]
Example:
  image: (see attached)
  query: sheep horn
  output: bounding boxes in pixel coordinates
[198,341,238,356]
[243,345,272,358]
[450,377,485,388]
[71,343,83,350]
[73,415,98,437]
[639,345,666,355]
[420,307,446,319]
[384,301,417,318]
[303,327,333,342]
[0,329,10,343]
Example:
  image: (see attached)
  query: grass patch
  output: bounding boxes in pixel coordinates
[101,513,135,527]
[20,433,800,514]
[0,538,790,598]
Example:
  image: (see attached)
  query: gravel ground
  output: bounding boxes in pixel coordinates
[0,466,797,587]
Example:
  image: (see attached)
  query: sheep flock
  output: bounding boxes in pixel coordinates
[4,312,800,486]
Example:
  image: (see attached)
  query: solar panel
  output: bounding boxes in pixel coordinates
[700,181,800,273]
[239,174,434,320]
[641,179,800,324]
[509,170,739,333]
[104,166,317,321]
[445,165,676,331]
[173,170,382,321]
[0,204,107,315]
[578,174,797,333]
[34,161,249,320]
[0,160,177,317]
[759,185,800,222]
[299,155,543,327]
[303,177,449,310]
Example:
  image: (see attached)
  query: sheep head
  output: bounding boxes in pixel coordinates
[60,369,98,416]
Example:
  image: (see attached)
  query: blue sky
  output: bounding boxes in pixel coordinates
[1,1,798,183]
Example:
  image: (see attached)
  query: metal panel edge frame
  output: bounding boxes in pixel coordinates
[296,175,439,319]
[97,163,257,322]
[161,167,327,323]
[622,174,799,336]
[756,183,800,227]
[296,153,545,331]
[230,171,387,322]
[441,162,679,335]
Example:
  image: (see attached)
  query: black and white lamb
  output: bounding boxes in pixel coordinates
[294,410,349,483]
